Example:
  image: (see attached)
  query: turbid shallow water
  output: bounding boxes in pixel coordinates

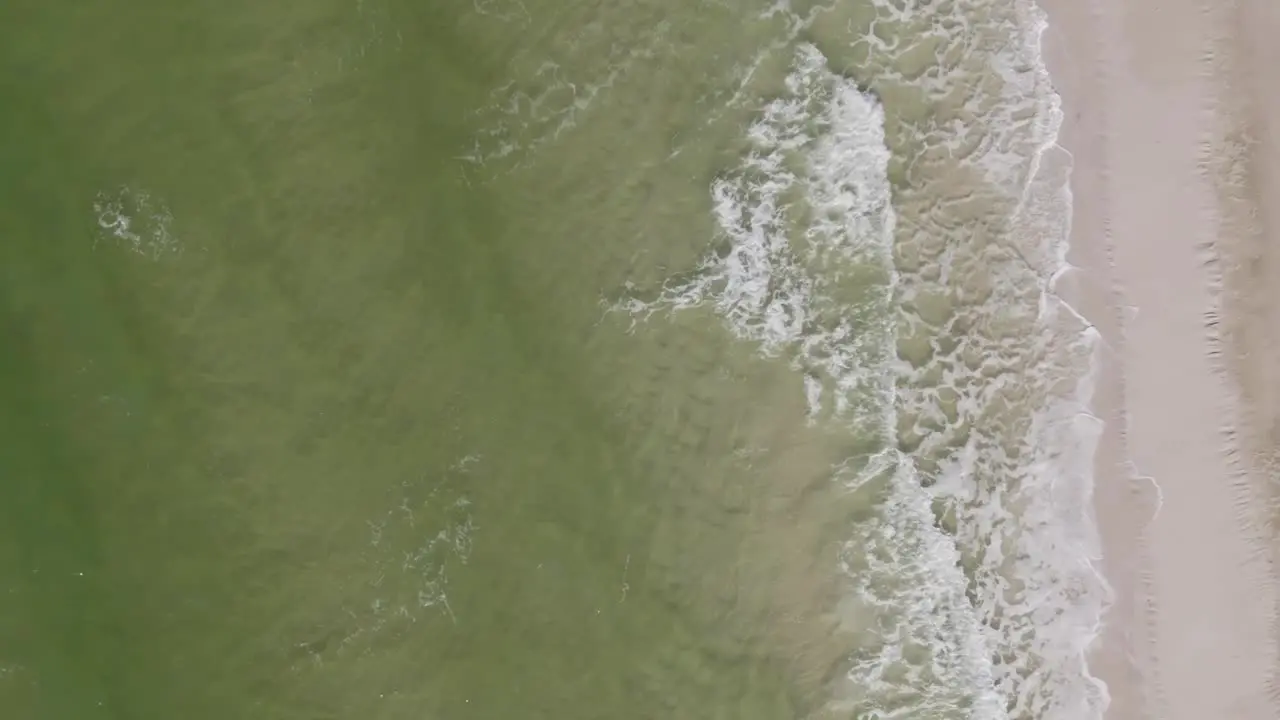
[1,1,1107,718]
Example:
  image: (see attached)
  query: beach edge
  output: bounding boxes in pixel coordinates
[1036,0,1280,718]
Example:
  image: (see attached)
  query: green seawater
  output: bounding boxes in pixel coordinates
[0,1,874,718]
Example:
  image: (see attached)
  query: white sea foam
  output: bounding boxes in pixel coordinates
[835,451,1006,718]
[618,42,1011,716]
[93,186,180,260]
[841,0,1109,715]
[459,18,674,176]
[288,457,476,671]
[619,44,897,434]
[618,1,1111,715]
[462,0,843,176]
[884,2,1111,717]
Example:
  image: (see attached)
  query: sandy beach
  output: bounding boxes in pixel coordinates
[1039,0,1280,717]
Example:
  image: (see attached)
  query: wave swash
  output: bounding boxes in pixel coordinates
[622,4,1107,718]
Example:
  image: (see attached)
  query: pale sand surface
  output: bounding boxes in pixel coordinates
[1039,0,1280,718]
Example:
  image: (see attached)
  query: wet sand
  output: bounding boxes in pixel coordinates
[1039,0,1280,717]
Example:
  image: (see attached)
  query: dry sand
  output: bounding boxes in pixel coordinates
[1038,0,1280,718]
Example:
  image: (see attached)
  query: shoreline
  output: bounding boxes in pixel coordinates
[1037,0,1280,718]
[1037,2,1151,716]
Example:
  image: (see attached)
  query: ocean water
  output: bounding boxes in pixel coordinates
[0,0,1106,718]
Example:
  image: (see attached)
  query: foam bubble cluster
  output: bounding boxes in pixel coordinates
[619,44,898,435]
[93,186,180,260]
